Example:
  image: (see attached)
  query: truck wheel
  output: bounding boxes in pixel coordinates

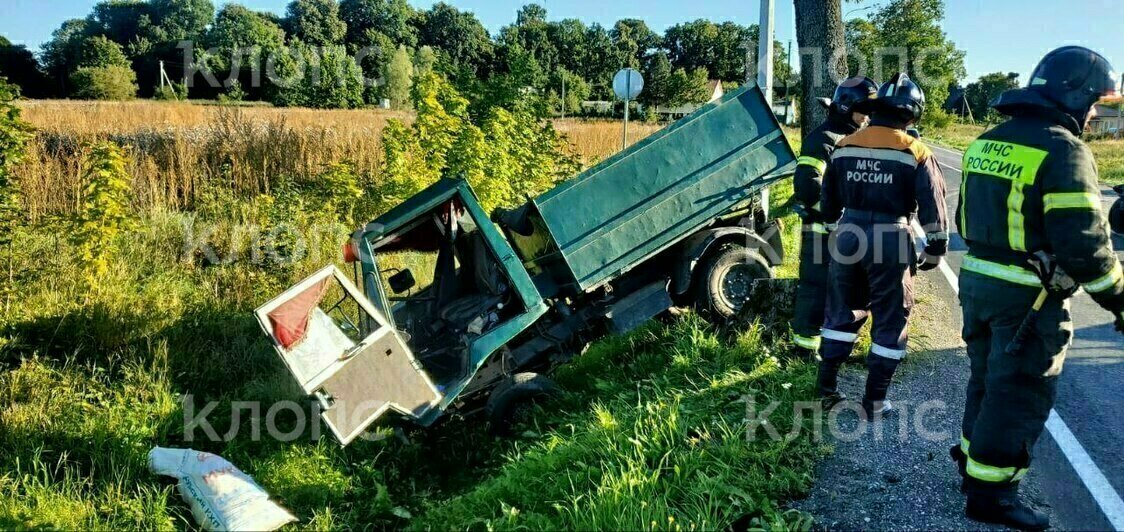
[486,372,560,436]
[694,244,774,321]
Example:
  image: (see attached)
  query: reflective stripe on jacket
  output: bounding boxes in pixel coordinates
[955,107,1124,311]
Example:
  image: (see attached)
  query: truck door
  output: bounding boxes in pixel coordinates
[254,265,442,445]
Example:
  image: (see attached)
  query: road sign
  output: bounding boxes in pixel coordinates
[613,68,644,101]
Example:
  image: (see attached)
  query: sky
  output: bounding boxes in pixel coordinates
[1,0,1121,84]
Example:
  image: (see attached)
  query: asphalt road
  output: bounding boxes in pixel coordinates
[927,141,1124,531]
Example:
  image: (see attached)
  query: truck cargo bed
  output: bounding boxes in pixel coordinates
[532,86,796,292]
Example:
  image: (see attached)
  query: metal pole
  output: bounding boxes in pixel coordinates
[561,73,566,120]
[623,72,631,149]
[757,0,775,107]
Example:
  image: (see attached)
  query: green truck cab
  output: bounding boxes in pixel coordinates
[255,86,796,444]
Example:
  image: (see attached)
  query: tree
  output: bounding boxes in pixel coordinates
[80,35,133,69]
[0,40,49,98]
[384,44,414,108]
[0,79,33,315]
[87,0,149,47]
[71,36,138,100]
[202,4,287,99]
[794,0,847,131]
[546,18,587,76]
[270,43,364,108]
[640,51,674,109]
[546,68,589,116]
[285,0,348,46]
[146,0,215,41]
[339,0,417,49]
[516,4,547,26]
[667,67,711,107]
[963,72,1019,121]
[865,0,966,115]
[414,45,437,77]
[416,3,495,79]
[42,19,92,95]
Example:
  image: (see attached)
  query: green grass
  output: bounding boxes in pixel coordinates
[0,166,824,529]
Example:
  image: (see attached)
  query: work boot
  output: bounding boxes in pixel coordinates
[965,480,1049,531]
[860,398,893,421]
[949,444,968,494]
[816,360,846,409]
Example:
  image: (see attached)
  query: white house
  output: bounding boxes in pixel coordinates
[1090,103,1123,137]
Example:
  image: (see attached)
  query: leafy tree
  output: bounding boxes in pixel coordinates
[270,43,364,108]
[581,23,620,99]
[416,3,495,79]
[384,44,414,109]
[640,51,674,108]
[285,0,348,46]
[0,40,49,98]
[546,68,590,116]
[668,67,711,106]
[963,72,1019,121]
[864,0,966,114]
[87,0,149,47]
[146,0,215,41]
[498,4,557,80]
[202,4,287,98]
[340,0,417,49]
[546,19,587,76]
[80,35,133,69]
[414,45,437,77]
[71,36,138,100]
[42,19,93,95]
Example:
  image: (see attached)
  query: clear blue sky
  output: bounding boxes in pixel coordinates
[1,0,1120,84]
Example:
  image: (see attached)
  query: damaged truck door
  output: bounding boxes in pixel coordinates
[255,265,442,445]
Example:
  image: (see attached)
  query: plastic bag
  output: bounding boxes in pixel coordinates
[148,447,296,531]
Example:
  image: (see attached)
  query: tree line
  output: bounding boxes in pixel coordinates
[0,0,794,114]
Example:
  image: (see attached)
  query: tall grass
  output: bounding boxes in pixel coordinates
[14,102,664,219]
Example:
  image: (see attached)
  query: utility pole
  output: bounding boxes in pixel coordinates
[159,60,166,91]
[561,74,566,120]
[785,40,793,124]
[757,0,775,107]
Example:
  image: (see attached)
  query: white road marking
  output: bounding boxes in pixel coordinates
[1046,412,1124,530]
[927,145,1124,531]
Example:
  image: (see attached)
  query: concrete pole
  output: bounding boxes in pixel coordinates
[757,0,775,107]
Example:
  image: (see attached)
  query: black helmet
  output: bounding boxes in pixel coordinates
[1027,46,1117,127]
[858,72,925,122]
[826,76,879,115]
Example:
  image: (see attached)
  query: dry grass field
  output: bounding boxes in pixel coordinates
[13,101,664,219]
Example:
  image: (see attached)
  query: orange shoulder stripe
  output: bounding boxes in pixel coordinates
[837,126,930,162]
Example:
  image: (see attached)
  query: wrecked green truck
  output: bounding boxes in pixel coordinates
[255,86,796,444]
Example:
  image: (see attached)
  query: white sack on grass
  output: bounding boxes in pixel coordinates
[148,447,296,531]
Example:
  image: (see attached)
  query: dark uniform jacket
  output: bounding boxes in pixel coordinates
[955,89,1124,312]
[794,113,860,230]
[823,123,950,256]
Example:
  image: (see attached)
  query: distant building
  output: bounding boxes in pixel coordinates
[1090,103,1123,137]
[655,80,725,120]
[580,100,613,115]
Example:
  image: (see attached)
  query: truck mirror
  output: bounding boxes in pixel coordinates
[389,269,417,294]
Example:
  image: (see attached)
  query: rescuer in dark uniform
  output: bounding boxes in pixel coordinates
[791,77,879,357]
[951,46,1124,531]
[816,73,949,416]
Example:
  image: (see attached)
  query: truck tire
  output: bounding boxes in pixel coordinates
[486,372,560,436]
[694,244,774,321]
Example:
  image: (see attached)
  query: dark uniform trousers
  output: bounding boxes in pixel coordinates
[793,226,831,350]
[958,271,1073,482]
[820,211,915,403]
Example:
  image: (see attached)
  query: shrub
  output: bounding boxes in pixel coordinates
[381,72,578,213]
[922,107,953,129]
[72,141,134,287]
[0,78,33,315]
[71,65,138,101]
